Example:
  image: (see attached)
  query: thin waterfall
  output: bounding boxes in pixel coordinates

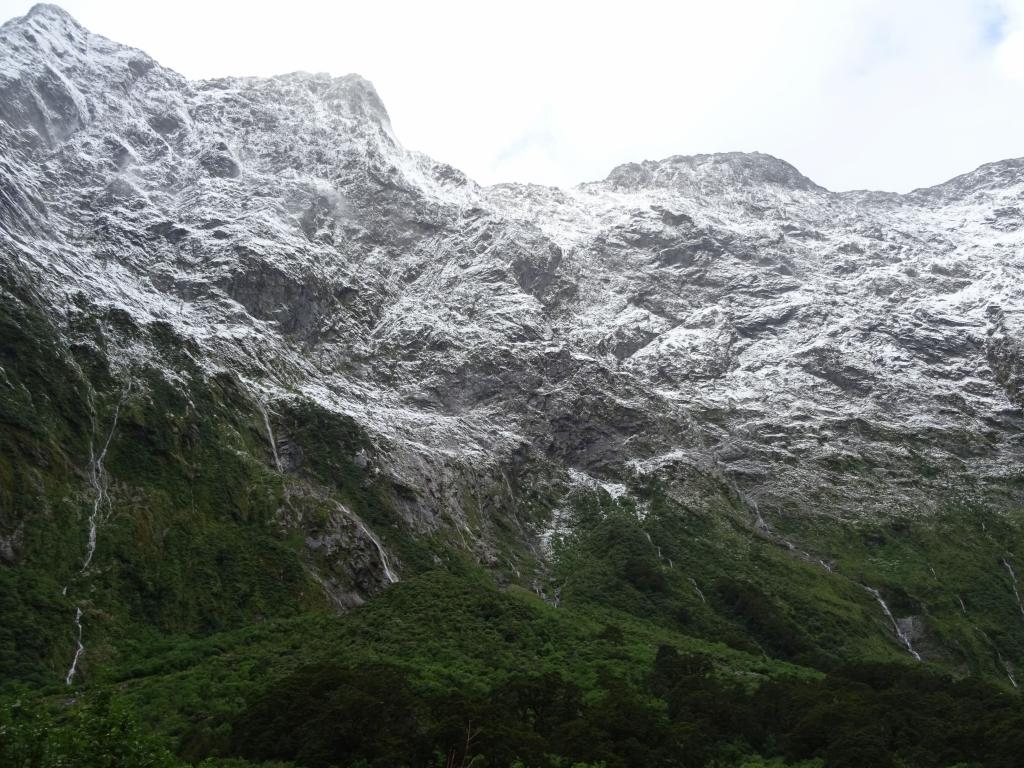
[863,586,922,661]
[80,385,127,570]
[64,607,84,685]
[690,577,707,603]
[259,402,281,472]
[63,384,129,685]
[1003,659,1019,689]
[642,529,671,568]
[351,516,398,584]
[1002,559,1024,619]
[246,384,281,472]
[752,500,770,533]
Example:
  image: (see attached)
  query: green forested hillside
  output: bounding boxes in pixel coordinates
[4,568,1024,767]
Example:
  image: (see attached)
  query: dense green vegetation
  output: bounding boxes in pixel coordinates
[0,308,302,683]
[4,569,1024,767]
[548,482,1024,680]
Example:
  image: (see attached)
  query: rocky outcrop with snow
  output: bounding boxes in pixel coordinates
[3,3,1024,577]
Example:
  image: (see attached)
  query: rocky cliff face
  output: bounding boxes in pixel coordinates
[3,4,1024,684]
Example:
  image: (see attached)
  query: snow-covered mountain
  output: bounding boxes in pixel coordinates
[3,4,1024,679]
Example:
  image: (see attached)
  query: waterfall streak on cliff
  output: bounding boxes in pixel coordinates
[64,607,84,685]
[1003,559,1024,619]
[352,516,398,584]
[64,384,129,685]
[863,586,922,661]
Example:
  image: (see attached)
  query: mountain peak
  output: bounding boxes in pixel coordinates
[1,3,100,55]
[26,3,74,19]
[603,151,823,194]
[0,3,163,155]
[910,156,1024,202]
[4,3,83,34]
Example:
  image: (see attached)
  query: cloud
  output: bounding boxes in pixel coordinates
[995,1,1024,79]
[1,0,1021,191]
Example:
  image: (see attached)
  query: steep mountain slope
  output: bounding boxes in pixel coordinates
[2,2,1024,720]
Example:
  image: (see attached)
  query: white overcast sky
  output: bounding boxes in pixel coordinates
[3,0,1024,191]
